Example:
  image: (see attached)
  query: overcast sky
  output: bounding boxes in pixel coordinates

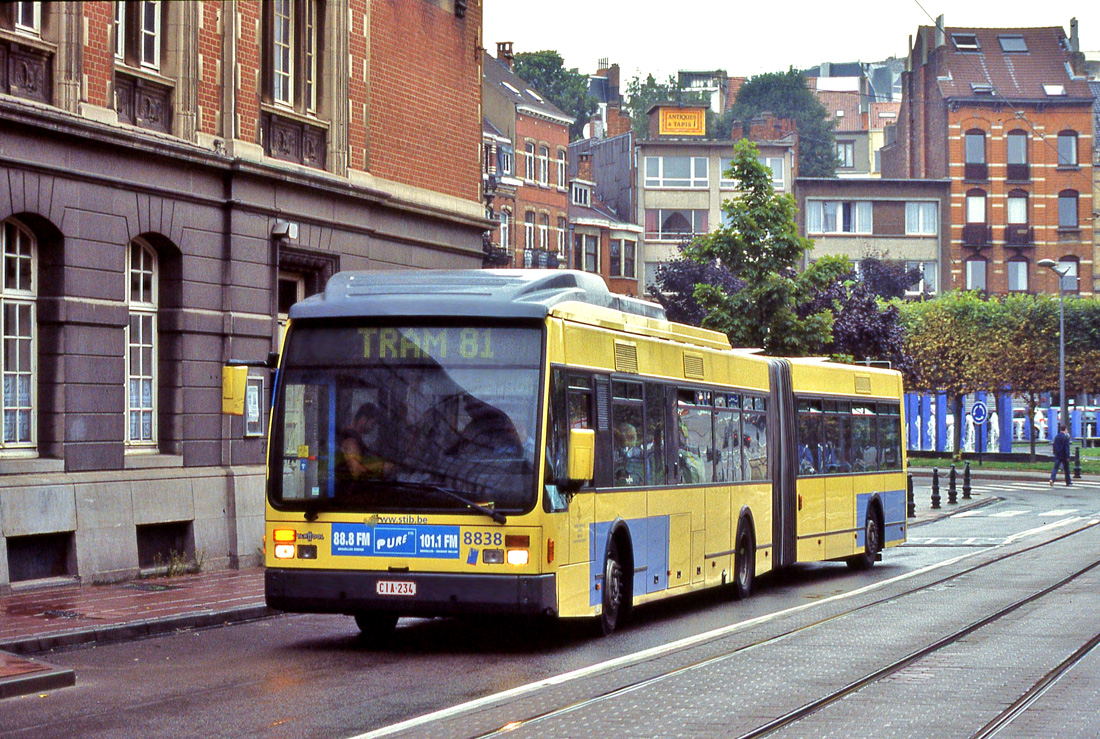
[483,1,1100,82]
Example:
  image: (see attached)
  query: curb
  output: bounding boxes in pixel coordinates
[0,604,275,656]
[0,654,75,700]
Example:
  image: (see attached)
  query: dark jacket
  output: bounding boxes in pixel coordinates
[1053,431,1071,461]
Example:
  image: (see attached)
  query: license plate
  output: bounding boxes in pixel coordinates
[376,580,416,596]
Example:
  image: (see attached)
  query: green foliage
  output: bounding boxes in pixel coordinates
[623,73,708,139]
[687,140,838,355]
[730,68,836,177]
[513,51,597,141]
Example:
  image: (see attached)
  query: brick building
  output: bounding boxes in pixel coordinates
[569,151,643,296]
[0,0,486,589]
[882,21,1094,295]
[482,43,573,268]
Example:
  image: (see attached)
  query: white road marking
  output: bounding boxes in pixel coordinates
[1038,509,1079,517]
[1004,517,1083,544]
[990,510,1029,518]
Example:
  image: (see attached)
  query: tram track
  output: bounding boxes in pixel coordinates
[459,518,1100,739]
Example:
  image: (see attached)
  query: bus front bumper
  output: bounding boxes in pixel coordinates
[265,568,557,617]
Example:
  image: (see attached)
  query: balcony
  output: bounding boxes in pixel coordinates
[962,223,992,247]
[1006,163,1030,181]
[481,234,511,268]
[1004,224,1034,246]
[964,162,988,181]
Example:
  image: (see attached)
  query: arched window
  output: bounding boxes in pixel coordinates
[1007,257,1028,292]
[524,142,535,181]
[1058,190,1078,229]
[1,219,35,450]
[537,145,549,186]
[1057,131,1078,167]
[965,257,987,292]
[499,208,510,249]
[524,210,535,249]
[1006,130,1028,180]
[964,129,987,179]
[1006,189,1029,225]
[538,213,549,248]
[965,188,987,223]
[127,239,157,447]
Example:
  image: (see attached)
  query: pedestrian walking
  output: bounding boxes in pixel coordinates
[1050,423,1072,486]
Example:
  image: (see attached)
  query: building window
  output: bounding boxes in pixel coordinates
[557,150,567,188]
[1007,259,1028,293]
[1058,190,1078,229]
[265,0,321,113]
[1006,190,1028,225]
[499,209,510,249]
[610,239,636,279]
[127,240,157,447]
[538,213,549,248]
[835,141,855,168]
[571,183,590,207]
[1058,257,1079,293]
[537,146,549,186]
[905,261,938,296]
[11,1,41,36]
[277,272,304,349]
[557,217,567,257]
[584,235,598,272]
[806,201,872,234]
[904,202,938,235]
[964,130,987,180]
[644,209,708,241]
[644,156,708,188]
[1,220,35,450]
[524,211,535,249]
[1057,131,1078,167]
[758,156,785,188]
[1006,130,1028,180]
[965,258,987,292]
[498,146,514,176]
[523,143,535,182]
[114,1,164,71]
[966,189,986,223]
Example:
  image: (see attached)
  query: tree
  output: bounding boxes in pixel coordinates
[803,276,910,373]
[687,140,843,355]
[856,257,921,300]
[623,73,707,139]
[649,247,743,327]
[899,293,1000,457]
[513,51,597,141]
[730,69,836,177]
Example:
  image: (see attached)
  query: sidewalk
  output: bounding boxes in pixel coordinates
[0,568,268,699]
[0,470,1084,700]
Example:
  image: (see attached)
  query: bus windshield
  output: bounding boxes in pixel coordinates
[273,323,543,516]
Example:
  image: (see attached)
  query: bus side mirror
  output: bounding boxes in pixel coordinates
[567,428,595,482]
[222,366,248,415]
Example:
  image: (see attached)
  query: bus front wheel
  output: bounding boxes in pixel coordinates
[732,523,755,600]
[354,612,398,637]
[599,539,626,635]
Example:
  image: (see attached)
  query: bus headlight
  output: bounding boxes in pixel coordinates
[483,549,504,564]
[506,549,529,566]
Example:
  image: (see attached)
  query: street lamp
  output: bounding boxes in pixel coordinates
[1038,258,1070,432]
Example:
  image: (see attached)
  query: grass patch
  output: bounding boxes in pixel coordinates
[907,455,1100,475]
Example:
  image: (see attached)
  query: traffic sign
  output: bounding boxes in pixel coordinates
[971,400,988,425]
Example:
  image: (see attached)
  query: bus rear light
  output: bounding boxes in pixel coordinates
[547,538,555,564]
[506,549,529,566]
[273,529,297,543]
[483,549,505,564]
[505,535,530,548]
[273,544,295,559]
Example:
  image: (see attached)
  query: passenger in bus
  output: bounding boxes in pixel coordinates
[454,396,523,456]
[337,403,396,482]
[613,422,645,486]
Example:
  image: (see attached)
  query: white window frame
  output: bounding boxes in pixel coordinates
[557,217,567,258]
[538,213,549,249]
[1058,191,1079,229]
[139,1,162,71]
[537,146,549,186]
[278,271,305,349]
[1,220,36,452]
[1006,193,1028,225]
[14,1,41,36]
[806,200,872,235]
[126,240,158,448]
[524,143,536,183]
[273,0,294,106]
[966,192,987,223]
[1007,259,1028,293]
[965,258,987,292]
[571,183,590,207]
[1058,132,1078,167]
[499,148,513,176]
[524,212,535,249]
[905,202,938,235]
[646,209,708,241]
[1058,258,1079,293]
[556,150,567,189]
[905,261,938,296]
[115,2,126,60]
[836,141,855,168]
[644,156,708,188]
[499,209,510,249]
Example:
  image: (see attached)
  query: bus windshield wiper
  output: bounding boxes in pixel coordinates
[387,480,507,524]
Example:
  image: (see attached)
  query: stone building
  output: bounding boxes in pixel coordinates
[0,0,486,589]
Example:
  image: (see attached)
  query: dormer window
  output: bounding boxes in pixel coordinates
[1043,84,1066,96]
[528,90,545,103]
[952,34,980,52]
[501,81,519,95]
[998,35,1027,52]
[970,83,994,95]
[571,183,590,207]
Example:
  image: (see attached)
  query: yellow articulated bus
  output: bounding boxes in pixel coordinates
[258,269,906,636]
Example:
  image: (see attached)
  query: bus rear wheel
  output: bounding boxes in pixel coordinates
[732,524,755,600]
[848,510,881,571]
[599,540,626,635]
[354,612,398,637]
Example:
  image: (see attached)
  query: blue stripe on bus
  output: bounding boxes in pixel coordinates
[857,489,907,547]
[589,516,670,607]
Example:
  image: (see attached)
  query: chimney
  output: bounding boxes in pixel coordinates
[1070,18,1079,53]
[577,152,593,183]
[935,15,945,48]
[497,42,514,71]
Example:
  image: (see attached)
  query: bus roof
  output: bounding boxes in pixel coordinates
[289,269,667,321]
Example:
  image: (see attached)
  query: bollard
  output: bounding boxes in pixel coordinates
[948,463,958,505]
[931,468,941,509]
[907,472,915,518]
[962,461,972,500]
[1074,446,1082,480]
